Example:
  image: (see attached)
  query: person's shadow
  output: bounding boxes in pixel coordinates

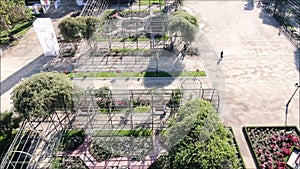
[217,58,222,65]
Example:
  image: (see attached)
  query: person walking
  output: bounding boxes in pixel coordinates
[220,51,224,60]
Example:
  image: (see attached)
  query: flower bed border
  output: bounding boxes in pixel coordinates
[242,126,300,169]
[228,127,246,169]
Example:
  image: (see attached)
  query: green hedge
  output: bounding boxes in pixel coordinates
[94,129,152,137]
[0,131,18,161]
[60,129,86,151]
[51,156,88,169]
[228,127,246,169]
[69,70,206,78]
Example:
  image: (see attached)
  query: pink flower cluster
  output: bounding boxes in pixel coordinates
[248,128,300,169]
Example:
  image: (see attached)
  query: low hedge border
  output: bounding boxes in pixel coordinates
[228,127,246,169]
[94,129,152,137]
[242,126,300,169]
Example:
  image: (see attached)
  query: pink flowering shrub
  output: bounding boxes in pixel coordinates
[246,127,300,169]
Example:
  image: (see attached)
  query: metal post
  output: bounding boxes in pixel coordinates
[285,83,300,126]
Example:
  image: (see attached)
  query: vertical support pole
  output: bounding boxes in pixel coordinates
[130,90,134,130]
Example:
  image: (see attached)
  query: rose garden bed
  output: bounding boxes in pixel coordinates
[243,126,300,169]
[51,156,88,169]
[89,136,152,161]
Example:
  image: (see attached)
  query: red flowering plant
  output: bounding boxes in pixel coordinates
[245,127,300,169]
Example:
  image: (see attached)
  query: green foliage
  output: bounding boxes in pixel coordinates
[89,137,152,161]
[51,156,88,169]
[169,11,199,44]
[94,86,111,98]
[51,157,62,169]
[94,86,113,109]
[58,17,100,41]
[61,129,86,151]
[95,129,152,137]
[152,99,241,169]
[166,89,182,114]
[0,111,22,138]
[89,143,112,161]
[69,70,206,78]
[173,11,199,27]
[0,130,17,161]
[11,72,74,119]
[134,106,151,113]
[0,0,33,34]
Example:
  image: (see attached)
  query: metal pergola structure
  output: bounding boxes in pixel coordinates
[71,87,219,131]
[262,0,300,47]
[0,111,75,169]
[0,87,219,168]
[80,0,108,17]
[0,1,213,168]
[73,0,176,72]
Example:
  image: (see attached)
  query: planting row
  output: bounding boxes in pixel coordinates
[243,126,300,169]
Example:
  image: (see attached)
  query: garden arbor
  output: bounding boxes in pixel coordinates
[0,72,76,169]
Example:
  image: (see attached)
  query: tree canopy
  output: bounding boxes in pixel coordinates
[0,0,32,34]
[169,11,199,44]
[58,17,100,41]
[0,111,22,138]
[150,99,240,169]
[11,72,74,119]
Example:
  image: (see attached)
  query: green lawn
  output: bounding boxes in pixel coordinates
[111,48,151,52]
[0,21,33,44]
[134,106,151,113]
[69,71,206,78]
[137,0,165,6]
[94,129,152,137]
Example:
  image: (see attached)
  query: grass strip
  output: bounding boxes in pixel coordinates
[69,71,206,78]
[94,129,152,137]
[137,0,165,6]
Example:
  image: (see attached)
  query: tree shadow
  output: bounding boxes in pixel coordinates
[0,54,55,96]
[295,48,300,72]
[143,49,185,88]
[41,1,82,19]
[258,8,281,28]
[244,0,254,11]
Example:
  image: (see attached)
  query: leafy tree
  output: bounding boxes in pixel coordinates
[94,86,113,109]
[11,72,74,119]
[169,11,198,44]
[58,17,100,41]
[166,89,182,115]
[151,99,240,169]
[0,111,22,138]
[0,0,32,39]
[173,11,199,27]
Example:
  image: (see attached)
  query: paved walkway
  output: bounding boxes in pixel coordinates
[0,1,80,112]
[184,1,299,168]
[1,1,299,168]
